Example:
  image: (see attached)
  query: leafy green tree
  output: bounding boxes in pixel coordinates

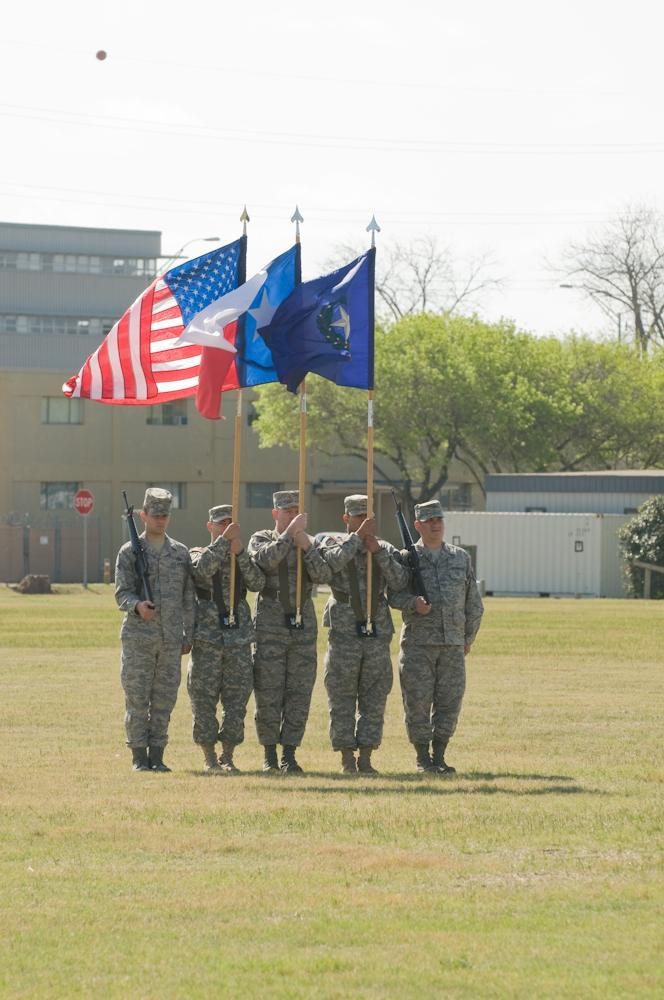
[252,315,664,521]
[618,496,664,598]
[253,314,574,518]
[549,336,664,471]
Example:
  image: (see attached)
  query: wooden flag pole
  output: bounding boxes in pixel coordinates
[291,205,305,627]
[226,206,250,627]
[227,389,243,626]
[364,215,380,636]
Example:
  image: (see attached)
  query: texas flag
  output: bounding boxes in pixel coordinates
[177,244,300,419]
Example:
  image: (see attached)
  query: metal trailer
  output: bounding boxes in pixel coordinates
[443,511,631,598]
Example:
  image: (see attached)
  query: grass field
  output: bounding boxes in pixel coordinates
[0,586,662,999]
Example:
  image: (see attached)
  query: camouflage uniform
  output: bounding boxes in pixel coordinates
[319,501,409,752]
[115,491,195,751]
[390,501,484,750]
[187,510,265,748]
[248,494,331,749]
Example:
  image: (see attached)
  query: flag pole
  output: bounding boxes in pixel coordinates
[226,205,250,627]
[292,206,306,627]
[364,215,380,636]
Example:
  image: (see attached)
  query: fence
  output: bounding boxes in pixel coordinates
[0,515,102,583]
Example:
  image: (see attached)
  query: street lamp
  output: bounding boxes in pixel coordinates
[159,236,220,272]
[559,284,623,342]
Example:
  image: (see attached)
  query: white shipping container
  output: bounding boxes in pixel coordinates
[443,512,630,597]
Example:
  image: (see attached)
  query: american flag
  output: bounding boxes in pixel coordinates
[63,238,244,404]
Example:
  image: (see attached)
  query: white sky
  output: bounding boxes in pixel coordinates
[1,0,662,338]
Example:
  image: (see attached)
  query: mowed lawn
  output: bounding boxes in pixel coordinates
[0,587,662,999]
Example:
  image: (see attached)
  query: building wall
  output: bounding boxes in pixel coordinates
[444,511,630,597]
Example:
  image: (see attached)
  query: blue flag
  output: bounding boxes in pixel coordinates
[260,248,375,393]
[237,244,301,388]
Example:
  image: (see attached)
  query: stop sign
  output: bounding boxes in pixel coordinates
[73,488,95,516]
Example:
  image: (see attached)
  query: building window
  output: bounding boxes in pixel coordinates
[525,506,547,513]
[146,401,188,426]
[40,482,79,510]
[0,249,157,277]
[623,507,638,515]
[440,483,472,510]
[41,397,82,424]
[247,483,281,508]
[147,483,186,509]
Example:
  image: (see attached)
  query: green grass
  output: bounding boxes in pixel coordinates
[0,586,662,998]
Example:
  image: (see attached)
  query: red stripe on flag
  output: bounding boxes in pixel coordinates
[116,311,136,399]
[195,320,239,419]
[140,283,158,397]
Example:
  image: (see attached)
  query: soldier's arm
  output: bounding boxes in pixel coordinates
[375,540,411,591]
[464,558,484,646]
[190,535,231,587]
[237,550,266,592]
[182,553,196,646]
[319,532,362,574]
[247,529,292,570]
[114,546,142,614]
[303,540,334,584]
[386,549,418,613]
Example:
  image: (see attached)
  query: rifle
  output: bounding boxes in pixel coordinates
[391,490,429,604]
[122,491,154,605]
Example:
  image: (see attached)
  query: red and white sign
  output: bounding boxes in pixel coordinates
[73,488,95,516]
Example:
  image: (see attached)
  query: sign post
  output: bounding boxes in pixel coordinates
[73,488,95,588]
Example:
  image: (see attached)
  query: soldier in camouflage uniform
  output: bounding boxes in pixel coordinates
[188,505,265,773]
[319,494,410,775]
[248,490,332,774]
[390,499,484,774]
[115,488,195,773]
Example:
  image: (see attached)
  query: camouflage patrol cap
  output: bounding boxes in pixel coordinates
[273,490,299,510]
[209,504,232,522]
[344,494,368,516]
[143,487,172,515]
[414,499,444,522]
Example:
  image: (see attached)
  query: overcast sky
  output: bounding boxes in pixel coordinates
[1,0,662,339]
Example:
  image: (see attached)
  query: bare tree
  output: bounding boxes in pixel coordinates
[328,235,502,322]
[562,205,664,353]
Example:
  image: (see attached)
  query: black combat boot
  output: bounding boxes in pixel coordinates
[131,747,150,771]
[219,741,240,774]
[415,742,437,773]
[280,745,304,774]
[148,746,171,773]
[432,739,456,774]
[357,747,378,775]
[263,744,279,773]
[340,748,358,774]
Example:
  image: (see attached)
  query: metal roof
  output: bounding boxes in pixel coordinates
[486,472,664,493]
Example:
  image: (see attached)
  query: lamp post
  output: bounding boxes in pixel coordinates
[159,236,220,272]
[559,284,623,342]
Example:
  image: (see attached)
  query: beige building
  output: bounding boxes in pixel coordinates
[0,222,480,582]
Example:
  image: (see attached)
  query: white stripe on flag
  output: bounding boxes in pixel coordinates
[156,375,199,393]
[128,300,148,398]
[152,295,177,315]
[106,323,125,400]
[89,349,103,400]
[152,355,201,372]
[151,317,185,332]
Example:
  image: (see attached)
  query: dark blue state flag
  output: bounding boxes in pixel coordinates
[260,248,375,393]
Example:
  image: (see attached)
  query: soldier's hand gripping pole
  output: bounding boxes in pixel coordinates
[122,491,154,605]
[391,490,429,604]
